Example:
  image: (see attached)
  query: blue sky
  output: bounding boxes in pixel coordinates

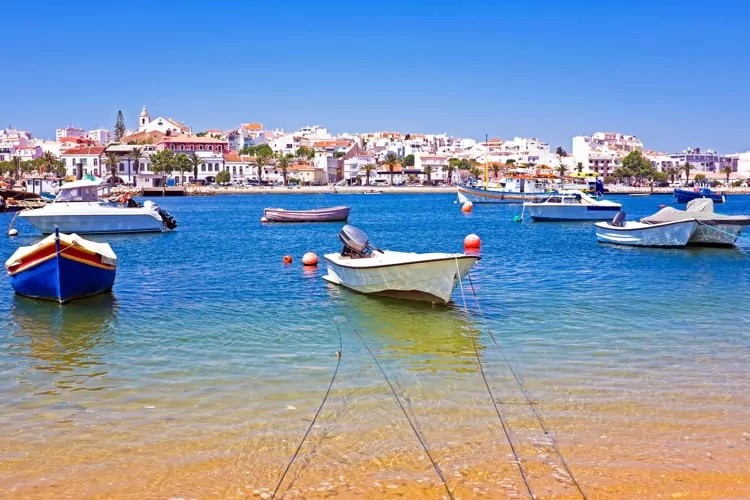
[2,0,748,153]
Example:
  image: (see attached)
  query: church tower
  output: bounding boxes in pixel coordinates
[139,105,151,129]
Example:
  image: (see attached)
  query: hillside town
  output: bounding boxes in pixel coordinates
[1,106,749,190]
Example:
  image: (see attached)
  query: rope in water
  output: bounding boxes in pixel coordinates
[270,316,343,499]
[694,219,740,241]
[453,258,535,499]
[353,328,455,500]
[464,272,588,500]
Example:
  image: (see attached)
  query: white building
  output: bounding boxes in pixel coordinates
[55,126,85,142]
[414,154,450,183]
[227,123,267,151]
[87,128,115,145]
[735,152,750,175]
[0,128,34,160]
[137,106,191,135]
[342,155,376,184]
[294,125,332,140]
[572,132,643,175]
[60,146,106,178]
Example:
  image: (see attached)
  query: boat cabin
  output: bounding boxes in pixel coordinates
[53,180,103,203]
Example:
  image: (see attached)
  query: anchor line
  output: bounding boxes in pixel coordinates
[454,258,535,499]
[464,272,588,500]
[353,329,455,500]
[270,314,343,499]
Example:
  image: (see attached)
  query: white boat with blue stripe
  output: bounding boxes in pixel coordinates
[524,190,621,221]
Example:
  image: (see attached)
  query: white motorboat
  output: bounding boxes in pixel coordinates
[457,176,553,204]
[19,179,177,235]
[523,190,621,221]
[640,199,750,246]
[595,212,699,247]
[323,225,479,304]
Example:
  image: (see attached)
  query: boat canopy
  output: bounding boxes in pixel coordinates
[55,179,102,202]
[641,199,750,226]
[5,232,118,269]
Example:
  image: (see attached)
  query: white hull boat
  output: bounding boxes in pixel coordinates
[323,225,479,304]
[19,179,177,235]
[524,190,621,221]
[640,199,750,247]
[595,212,698,247]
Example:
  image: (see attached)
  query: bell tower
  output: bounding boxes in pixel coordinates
[139,105,151,129]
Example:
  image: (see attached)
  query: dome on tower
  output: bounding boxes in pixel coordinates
[140,105,149,117]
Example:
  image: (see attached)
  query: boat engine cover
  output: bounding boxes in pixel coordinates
[339,224,369,255]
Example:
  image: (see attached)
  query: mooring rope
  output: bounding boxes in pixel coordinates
[464,271,588,500]
[454,258,535,499]
[353,329,455,500]
[270,316,343,499]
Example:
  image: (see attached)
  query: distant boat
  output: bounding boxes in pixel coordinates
[263,206,350,222]
[674,187,725,204]
[457,177,552,204]
[629,193,651,197]
[595,212,698,247]
[5,229,117,303]
[323,224,479,304]
[363,189,382,195]
[524,190,621,221]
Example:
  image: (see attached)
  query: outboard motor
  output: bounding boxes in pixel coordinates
[611,211,626,227]
[339,224,372,258]
[144,200,178,230]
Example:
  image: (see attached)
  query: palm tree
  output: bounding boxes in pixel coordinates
[666,166,678,184]
[276,153,293,186]
[128,147,143,185]
[188,153,202,184]
[443,161,457,186]
[105,152,120,184]
[723,165,733,186]
[253,154,269,182]
[576,162,584,174]
[680,162,692,185]
[382,152,400,185]
[360,163,376,186]
[10,156,21,181]
[557,163,568,186]
[175,153,191,185]
[490,163,501,179]
[422,165,433,185]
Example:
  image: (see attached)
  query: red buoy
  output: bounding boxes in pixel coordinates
[461,201,473,213]
[464,233,481,249]
[283,255,293,264]
[302,252,319,266]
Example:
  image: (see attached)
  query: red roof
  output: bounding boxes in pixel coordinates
[61,146,106,155]
[161,135,226,144]
[313,140,352,148]
[242,123,263,130]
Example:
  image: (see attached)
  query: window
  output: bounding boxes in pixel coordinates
[82,158,88,165]
[93,158,98,166]
[199,145,204,150]
[201,164,206,172]
[119,163,125,172]
[180,145,184,151]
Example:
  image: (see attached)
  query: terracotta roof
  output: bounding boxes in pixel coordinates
[17,146,38,150]
[242,123,263,130]
[223,152,254,162]
[59,136,95,144]
[313,140,352,148]
[161,135,227,144]
[61,146,106,155]
[121,130,165,144]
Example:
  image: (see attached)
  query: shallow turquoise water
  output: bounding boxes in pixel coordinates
[1,193,749,494]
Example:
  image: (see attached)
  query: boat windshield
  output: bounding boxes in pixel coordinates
[55,186,99,203]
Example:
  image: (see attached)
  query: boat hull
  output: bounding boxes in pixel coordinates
[690,223,744,246]
[526,204,621,221]
[8,242,116,304]
[20,211,164,234]
[323,253,478,304]
[457,185,547,204]
[263,206,350,222]
[674,189,725,204]
[595,220,699,247]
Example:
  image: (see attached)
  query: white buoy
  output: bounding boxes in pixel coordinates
[8,228,18,236]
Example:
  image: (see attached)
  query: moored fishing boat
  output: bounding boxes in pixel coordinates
[457,176,553,204]
[263,205,350,222]
[323,225,479,304]
[674,187,725,204]
[524,190,621,221]
[5,228,117,303]
[595,212,698,247]
[640,198,750,246]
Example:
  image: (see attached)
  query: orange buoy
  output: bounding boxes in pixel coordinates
[302,252,319,266]
[461,201,473,213]
[260,216,268,223]
[283,255,293,264]
[464,233,481,249]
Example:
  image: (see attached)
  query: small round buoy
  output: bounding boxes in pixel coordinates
[461,201,473,213]
[260,216,268,223]
[464,233,481,249]
[283,255,293,264]
[302,252,319,266]
[658,204,665,208]
[8,228,18,236]
[513,215,522,222]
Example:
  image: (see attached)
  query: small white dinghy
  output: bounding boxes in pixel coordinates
[323,225,479,304]
[595,211,699,247]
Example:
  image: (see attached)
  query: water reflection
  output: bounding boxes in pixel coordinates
[330,288,483,371]
[10,294,118,393]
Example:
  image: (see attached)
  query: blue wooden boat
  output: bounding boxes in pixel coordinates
[5,229,117,303]
[673,187,725,204]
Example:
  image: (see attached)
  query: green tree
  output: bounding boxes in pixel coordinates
[694,173,706,183]
[618,150,655,184]
[188,153,202,183]
[105,152,120,183]
[253,148,273,182]
[10,156,22,180]
[555,146,567,157]
[216,169,231,184]
[680,162,692,184]
[128,147,143,184]
[295,146,315,161]
[666,166,679,183]
[41,151,65,176]
[360,163,377,186]
[652,171,669,183]
[114,110,126,142]
[276,153,294,186]
[382,152,400,185]
[723,165,733,185]
[444,160,459,186]
[403,154,415,167]
[150,150,177,178]
[556,162,568,185]
[422,165,433,185]
[490,162,501,179]
[576,162,584,173]
[174,153,192,184]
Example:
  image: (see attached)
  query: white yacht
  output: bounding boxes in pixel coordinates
[323,225,479,305]
[524,190,621,221]
[19,179,177,235]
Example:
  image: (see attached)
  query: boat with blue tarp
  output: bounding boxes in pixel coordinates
[674,187,725,204]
